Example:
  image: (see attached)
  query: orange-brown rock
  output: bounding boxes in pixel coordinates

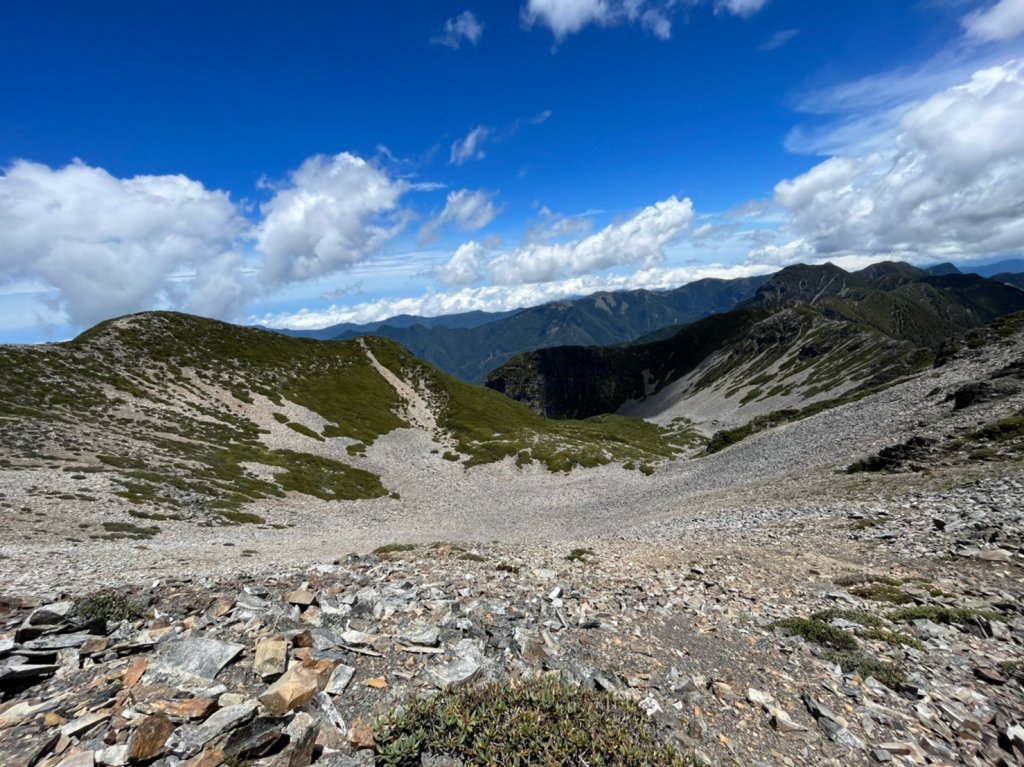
[127,714,176,762]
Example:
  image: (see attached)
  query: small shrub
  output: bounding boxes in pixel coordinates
[772,618,858,651]
[810,608,885,629]
[79,589,144,623]
[834,573,901,588]
[566,547,596,564]
[850,584,914,605]
[374,543,417,555]
[887,606,1005,625]
[822,650,905,689]
[374,677,699,766]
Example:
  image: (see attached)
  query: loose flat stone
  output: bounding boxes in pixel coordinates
[254,636,288,678]
[60,710,111,738]
[99,744,129,766]
[0,662,60,681]
[973,666,1008,685]
[426,641,482,690]
[222,717,286,760]
[29,601,75,625]
[287,589,316,607]
[55,752,95,767]
[127,714,176,763]
[24,632,101,650]
[259,663,331,715]
[153,635,243,680]
[325,664,356,695]
[148,697,218,720]
[978,549,1012,562]
[397,626,440,647]
[165,701,258,758]
[340,629,376,646]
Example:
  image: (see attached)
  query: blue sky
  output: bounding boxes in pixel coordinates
[2,0,1024,341]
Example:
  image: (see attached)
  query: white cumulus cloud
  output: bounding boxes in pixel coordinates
[763,59,1024,263]
[432,10,485,48]
[487,195,694,284]
[432,241,486,286]
[419,189,500,244]
[0,159,248,327]
[256,152,409,286]
[963,0,1024,43]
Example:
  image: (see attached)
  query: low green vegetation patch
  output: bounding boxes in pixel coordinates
[78,589,146,623]
[849,583,915,605]
[95,521,160,540]
[833,573,902,588]
[887,606,1005,625]
[821,650,906,690]
[773,616,907,687]
[566,547,597,564]
[374,543,417,556]
[374,677,700,767]
[772,617,858,652]
[285,421,326,441]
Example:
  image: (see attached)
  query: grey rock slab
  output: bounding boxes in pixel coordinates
[310,691,347,733]
[24,632,102,651]
[425,640,482,690]
[28,601,75,625]
[60,710,111,738]
[397,626,440,647]
[0,662,60,681]
[222,717,286,760]
[325,664,356,695]
[153,634,244,680]
[165,701,258,758]
[54,752,95,767]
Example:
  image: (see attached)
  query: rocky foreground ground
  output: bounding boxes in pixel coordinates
[1,467,1022,767]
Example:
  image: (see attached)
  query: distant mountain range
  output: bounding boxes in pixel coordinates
[486,262,1024,422]
[273,276,769,382]
[271,258,1023,384]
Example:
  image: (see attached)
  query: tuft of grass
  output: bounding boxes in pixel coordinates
[458,552,487,563]
[373,677,700,767]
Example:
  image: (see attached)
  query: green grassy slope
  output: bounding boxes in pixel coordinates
[0,312,696,522]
